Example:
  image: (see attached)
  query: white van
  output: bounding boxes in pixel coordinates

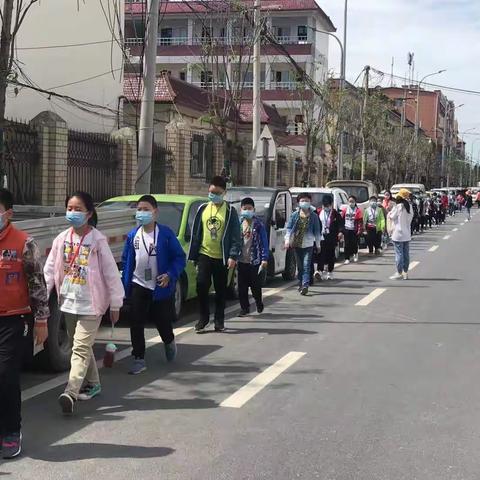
[390,183,426,197]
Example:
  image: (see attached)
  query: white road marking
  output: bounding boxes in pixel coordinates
[409,261,420,270]
[443,235,451,240]
[355,288,387,307]
[220,351,306,408]
[461,223,465,226]
[22,327,193,402]
[452,228,459,232]
[429,245,439,252]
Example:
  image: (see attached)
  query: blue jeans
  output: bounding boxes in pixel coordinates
[294,247,313,288]
[393,241,410,274]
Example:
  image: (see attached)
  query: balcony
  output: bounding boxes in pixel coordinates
[125,34,311,48]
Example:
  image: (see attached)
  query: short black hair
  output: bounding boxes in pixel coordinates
[322,194,333,206]
[297,193,311,202]
[210,176,227,190]
[348,195,357,202]
[369,195,377,201]
[66,191,98,227]
[241,197,255,208]
[0,188,13,210]
[138,194,158,208]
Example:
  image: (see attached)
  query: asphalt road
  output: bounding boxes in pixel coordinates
[2,208,480,479]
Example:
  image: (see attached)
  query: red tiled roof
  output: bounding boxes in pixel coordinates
[277,134,307,147]
[125,1,335,31]
[124,74,285,127]
[238,101,284,127]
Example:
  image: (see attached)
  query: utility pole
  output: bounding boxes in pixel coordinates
[136,0,160,194]
[251,0,263,187]
[360,66,370,181]
[336,0,348,180]
[0,0,14,186]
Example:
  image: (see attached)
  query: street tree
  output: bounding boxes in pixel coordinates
[0,0,39,182]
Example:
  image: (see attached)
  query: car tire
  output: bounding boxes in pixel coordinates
[282,249,297,281]
[36,292,72,372]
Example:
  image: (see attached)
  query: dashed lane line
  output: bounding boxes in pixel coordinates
[443,235,451,240]
[452,228,459,232]
[409,261,420,270]
[220,351,306,408]
[355,288,387,307]
[429,245,439,252]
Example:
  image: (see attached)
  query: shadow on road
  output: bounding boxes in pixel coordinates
[27,443,174,462]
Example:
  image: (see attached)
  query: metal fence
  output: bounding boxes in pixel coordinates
[151,142,173,194]
[4,120,40,204]
[67,130,119,203]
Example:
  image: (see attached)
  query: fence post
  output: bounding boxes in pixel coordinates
[111,127,137,195]
[30,111,68,206]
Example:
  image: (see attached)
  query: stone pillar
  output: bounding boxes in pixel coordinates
[111,127,137,195]
[30,111,68,206]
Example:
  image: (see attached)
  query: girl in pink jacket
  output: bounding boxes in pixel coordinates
[44,191,124,415]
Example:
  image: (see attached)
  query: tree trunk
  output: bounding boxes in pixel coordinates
[0,0,14,184]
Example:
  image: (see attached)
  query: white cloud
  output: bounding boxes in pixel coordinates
[321,0,480,160]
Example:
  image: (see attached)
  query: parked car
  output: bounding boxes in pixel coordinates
[98,194,208,319]
[391,183,426,197]
[326,180,377,211]
[225,187,297,282]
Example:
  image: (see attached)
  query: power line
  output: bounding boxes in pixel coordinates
[47,69,123,90]
[16,40,113,50]
[371,67,480,98]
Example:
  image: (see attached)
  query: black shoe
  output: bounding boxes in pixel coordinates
[58,392,75,415]
[2,432,22,459]
[239,309,250,317]
[195,319,209,333]
[214,323,225,332]
[256,303,264,314]
[300,286,308,296]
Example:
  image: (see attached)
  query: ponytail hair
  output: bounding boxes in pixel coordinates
[66,191,98,227]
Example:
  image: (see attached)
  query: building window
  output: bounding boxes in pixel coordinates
[297,25,308,42]
[394,99,403,109]
[190,134,205,177]
[295,115,304,135]
[200,71,213,87]
[179,71,186,81]
[160,28,173,45]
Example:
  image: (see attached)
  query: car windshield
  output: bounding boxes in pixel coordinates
[99,200,184,235]
[225,190,273,222]
[337,186,369,204]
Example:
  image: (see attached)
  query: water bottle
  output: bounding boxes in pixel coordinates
[103,342,117,368]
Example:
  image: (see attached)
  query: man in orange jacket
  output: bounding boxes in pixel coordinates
[0,188,49,459]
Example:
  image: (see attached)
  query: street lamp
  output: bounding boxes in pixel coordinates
[441,102,464,187]
[309,0,348,181]
[469,136,480,186]
[414,70,446,181]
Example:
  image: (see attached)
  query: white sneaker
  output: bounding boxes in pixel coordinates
[314,270,323,282]
[353,254,359,263]
[344,259,350,265]
[390,272,402,280]
[327,272,333,280]
[402,272,409,280]
[321,271,328,281]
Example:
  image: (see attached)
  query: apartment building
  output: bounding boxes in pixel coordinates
[124,0,335,134]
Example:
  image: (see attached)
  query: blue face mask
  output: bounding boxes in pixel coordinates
[208,192,224,204]
[299,201,311,210]
[66,211,87,228]
[240,209,254,220]
[136,211,154,226]
[370,202,377,209]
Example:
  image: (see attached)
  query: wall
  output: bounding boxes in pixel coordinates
[6,1,124,133]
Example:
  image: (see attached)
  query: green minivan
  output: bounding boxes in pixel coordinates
[99,194,207,317]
